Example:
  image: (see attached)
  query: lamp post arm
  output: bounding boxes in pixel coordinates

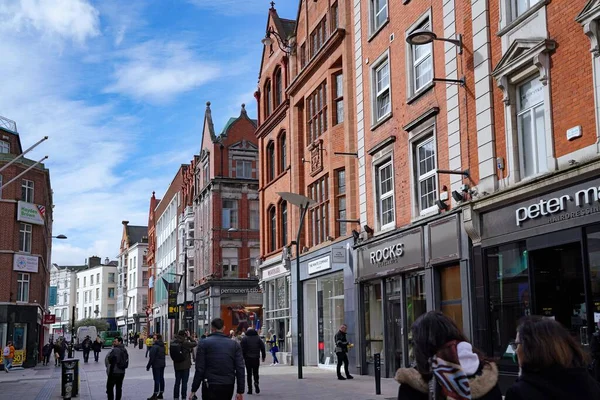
[269,29,293,54]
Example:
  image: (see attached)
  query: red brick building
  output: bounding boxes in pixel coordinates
[256,1,360,367]
[0,116,54,368]
[144,191,159,335]
[192,103,261,336]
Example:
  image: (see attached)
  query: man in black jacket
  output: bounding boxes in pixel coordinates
[335,324,353,380]
[189,318,245,400]
[240,328,265,395]
[82,335,92,363]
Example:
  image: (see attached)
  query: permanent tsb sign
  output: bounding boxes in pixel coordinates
[358,228,423,280]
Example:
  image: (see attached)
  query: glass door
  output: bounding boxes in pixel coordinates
[405,273,427,366]
[586,227,600,340]
[386,276,404,377]
[529,242,587,344]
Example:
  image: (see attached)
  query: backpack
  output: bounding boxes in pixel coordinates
[117,348,129,370]
[169,341,186,363]
[3,346,9,357]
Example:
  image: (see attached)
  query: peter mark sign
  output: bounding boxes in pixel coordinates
[17,201,45,225]
[13,253,39,273]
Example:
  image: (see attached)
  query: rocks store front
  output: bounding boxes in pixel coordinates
[355,213,470,378]
[465,169,600,388]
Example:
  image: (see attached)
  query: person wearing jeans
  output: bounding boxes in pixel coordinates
[171,330,197,400]
[241,328,266,394]
[146,334,166,400]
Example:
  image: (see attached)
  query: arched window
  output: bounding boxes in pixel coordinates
[265,79,272,117]
[280,201,288,246]
[267,141,275,181]
[274,68,283,107]
[278,132,287,173]
[269,206,277,252]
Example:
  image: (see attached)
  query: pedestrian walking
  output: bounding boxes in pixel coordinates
[92,336,102,362]
[105,337,129,400]
[268,333,279,365]
[146,333,166,399]
[42,340,53,366]
[53,339,62,366]
[82,335,92,363]
[505,316,600,400]
[171,330,197,400]
[3,341,15,372]
[395,311,502,400]
[145,335,154,358]
[334,324,353,380]
[189,318,245,400]
[241,327,265,395]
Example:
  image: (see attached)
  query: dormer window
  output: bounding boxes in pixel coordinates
[0,140,8,154]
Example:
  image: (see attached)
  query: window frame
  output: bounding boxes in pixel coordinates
[268,206,277,252]
[407,15,433,97]
[0,140,9,154]
[267,141,276,181]
[300,43,307,70]
[17,273,30,302]
[222,199,238,229]
[19,223,32,253]
[370,0,388,34]
[278,132,287,173]
[331,2,339,31]
[250,200,260,230]
[235,159,253,179]
[371,51,392,126]
[309,175,330,246]
[264,79,272,117]
[335,169,347,236]
[511,0,542,22]
[374,159,395,231]
[333,72,344,125]
[414,135,438,216]
[21,179,34,203]
[516,77,547,179]
[280,201,288,247]
[307,81,328,143]
[274,67,283,107]
[310,17,327,58]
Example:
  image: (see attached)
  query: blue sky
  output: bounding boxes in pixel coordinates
[0,0,297,265]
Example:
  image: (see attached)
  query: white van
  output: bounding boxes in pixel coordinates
[74,326,98,350]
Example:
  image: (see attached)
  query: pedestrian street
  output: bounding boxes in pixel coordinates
[0,344,398,400]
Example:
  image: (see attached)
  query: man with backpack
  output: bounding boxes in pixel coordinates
[189,318,245,400]
[171,330,197,400]
[3,341,15,372]
[105,337,128,400]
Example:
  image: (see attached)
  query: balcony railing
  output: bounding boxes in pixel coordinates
[0,115,17,133]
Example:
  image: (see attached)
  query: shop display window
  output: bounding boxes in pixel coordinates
[405,273,426,364]
[364,281,384,363]
[486,242,529,367]
[586,227,600,328]
[440,265,463,329]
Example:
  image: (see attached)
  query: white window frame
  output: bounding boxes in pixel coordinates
[0,140,8,154]
[374,159,395,231]
[511,0,542,22]
[222,199,238,229]
[415,136,438,216]
[17,273,30,302]
[516,77,547,178]
[236,159,253,179]
[406,12,433,98]
[370,0,388,34]
[250,201,260,230]
[19,223,32,253]
[22,179,34,203]
[370,50,391,126]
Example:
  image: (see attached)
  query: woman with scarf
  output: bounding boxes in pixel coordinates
[395,311,501,400]
[505,316,600,399]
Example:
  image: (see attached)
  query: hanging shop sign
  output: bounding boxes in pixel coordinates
[184,301,194,321]
[167,282,178,319]
[43,314,56,324]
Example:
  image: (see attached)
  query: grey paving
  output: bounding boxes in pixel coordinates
[0,345,399,399]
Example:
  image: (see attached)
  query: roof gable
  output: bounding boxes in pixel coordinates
[220,104,258,139]
[258,4,297,78]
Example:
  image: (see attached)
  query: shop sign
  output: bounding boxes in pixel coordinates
[331,247,347,264]
[220,287,262,295]
[167,282,178,319]
[308,256,331,274]
[262,264,286,280]
[43,314,56,324]
[48,286,57,306]
[184,301,194,321]
[359,228,423,279]
[13,253,39,273]
[17,201,45,225]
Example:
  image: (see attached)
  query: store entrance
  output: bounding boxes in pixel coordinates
[529,242,588,343]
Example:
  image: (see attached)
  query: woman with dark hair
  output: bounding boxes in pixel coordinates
[395,311,501,400]
[505,316,600,399]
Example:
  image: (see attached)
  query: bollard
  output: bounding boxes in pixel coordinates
[374,353,381,395]
[61,358,79,399]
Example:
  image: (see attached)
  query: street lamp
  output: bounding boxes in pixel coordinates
[276,192,316,380]
[52,234,68,239]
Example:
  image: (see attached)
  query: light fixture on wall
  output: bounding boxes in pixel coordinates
[451,190,464,202]
[406,29,465,85]
[436,199,449,211]
[261,24,293,55]
[363,225,374,235]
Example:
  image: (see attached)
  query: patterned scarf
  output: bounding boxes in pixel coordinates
[428,341,471,400]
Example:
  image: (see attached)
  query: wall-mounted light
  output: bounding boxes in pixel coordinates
[364,225,374,235]
[451,190,464,202]
[406,30,465,86]
[261,27,293,55]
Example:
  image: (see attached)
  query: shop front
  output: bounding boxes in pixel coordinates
[0,304,43,368]
[355,213,469,377]
[259,258,291,360]
[299,239,355,370]
[465,169,600,389]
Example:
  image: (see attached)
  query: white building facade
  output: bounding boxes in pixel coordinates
[75,258,118,323]
[48,263,80,336]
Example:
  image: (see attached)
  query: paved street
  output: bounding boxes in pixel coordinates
[0,346,398,400]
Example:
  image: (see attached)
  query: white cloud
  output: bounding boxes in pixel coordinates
[105,41,221,103]
[0,0,100,43]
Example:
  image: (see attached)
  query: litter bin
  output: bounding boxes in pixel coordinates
[61,358,79,399]
[139,338,143,349]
